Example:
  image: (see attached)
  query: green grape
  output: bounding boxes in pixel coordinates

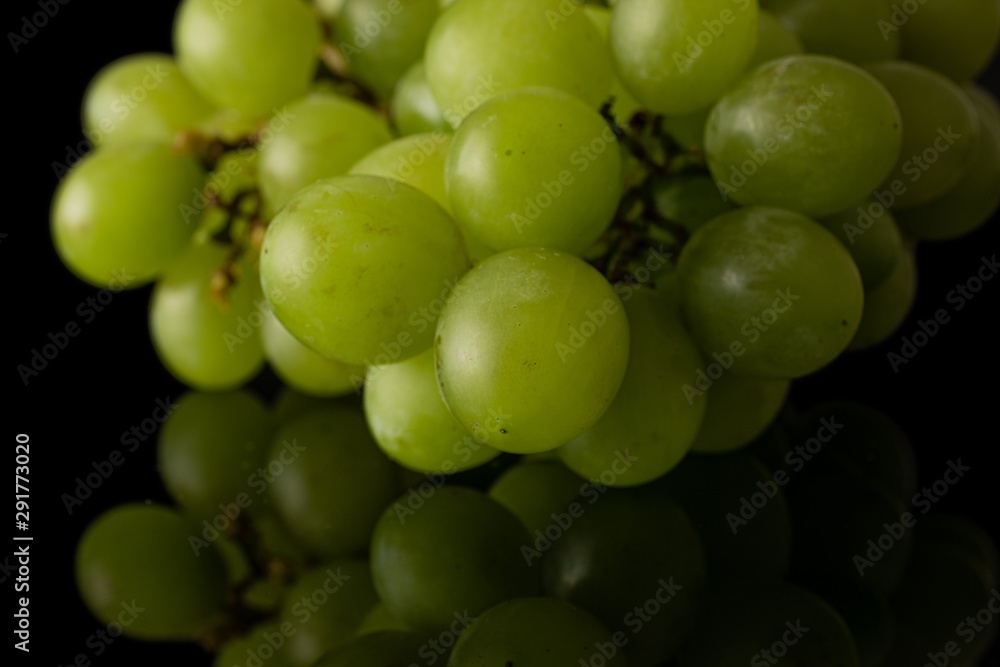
[542,491,708,666]
[364,348,500,473]
[51,143,204,287]
[435,247,630,454]
[848,248,916,351]
[390,61,448,136]
[688,372,789,453]
[661,107,712,151]
[897,0,1000,82]
[818,199,903,291]
[272,387,338,423]
[656,453,792,585]
[197,107,265,144]
[653,173,736,234]
[894,90,1000,240]
[610,0,760,115]
[424,0,613,126]
[83,53,215,147]
[804,578,893,667]
[705,55,902,218]
[158,391,275,521]
[216,534,253,585]
[349,131,452,210]
[320,631,427,666]
[149,242,265,390]
[267,406,397,557]
[173,0,321,118]
[448,598,628,667]
[356,602,411,634]
[257,93,393,212]
[763,0,899,64]
[214,621,293,667]
[746,9,804,70]
[280,560,379,666]
[337,0,440,99]
[241,577,286,614]
[316,0,347,19]
[488,460,589,537]
[262,308,367,397]
[260,176,469,365]
[370,486,539,632]
[677,207,864,379]
[919,514,999,584]
[966,82,1000,129]
[676,582,860,667]
[558,289,705,486]
[76,504,227,640]
[252,510,314,568]
[583,5,643,123]
[446,88,622,254]
[866,61,980,209]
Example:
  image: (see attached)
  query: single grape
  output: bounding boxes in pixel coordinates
[435,247,630,454]
[818,199,903,291]
[848,248,916,351]
[897,0,1000,82]
[763,0,900,64]
[319,631,428,666]
[583,5,643,123]
[653,173,736,234]
[391,61,448,136]
[746,9,804,70]
[688,372,789,453]
[349,131,452,210]
[488,460,589,538]
[316,0,347,19]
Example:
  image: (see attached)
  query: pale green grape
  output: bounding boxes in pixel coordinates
[611,0,760,115]
[267,406,397,557]
[688,372,789,453]
[259,175,469,365]
[424,0,613,126]
[746,9,804,70]
[559,289,706,486]
[83,53,214,147]
[819,199,904,290]
[51,143,204,287]
[677,207,864,379]
[898,0,1000,82]
[705,55,902,218]
[848,249,916,351]
[390,61,448,136]
[446,88,622,254]
[173,0,321,118]
[316,0,347,19]
[257,93,393,212]
[320,631,427,666]
[583,5,643,122]
[763,0,899,64]
[652,173,736,234]
[867,61,980,209]
[488,460,588,537]
[262,309,366,397]
[349,131,452,209]
[149,242,265,390]
[435,247,630,454]
[337,0,440,99]
[76,504,227,640]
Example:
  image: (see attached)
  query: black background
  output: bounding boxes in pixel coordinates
[3,0,999,665]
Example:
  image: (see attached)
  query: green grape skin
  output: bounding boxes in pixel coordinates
[445,87,622,254]
[316,0,347,19]
[262,308,367,397]
[364,348,500,473]
[267,405,397,557]
[158,391,275,521]
[356,602,411,634]
[173,0,321,118]
[705,55,903,218]
[966,82,1000,129]
[661,107,712,151]
[434,247,630,454]
[818,198,904,292]
[149,242,266,390]
[51,143,204,288]
[488,460,590,537]
[320,631,428,666]
[336,0,440,99]
[583,5,643,123]
[349,131,453,210]
[252,510,314,569]
[82,53,215,148]
[213,621,293,667]
[558,289,706,486]
[677,207,864,379]
[240,577,286,614]
[448,598,628,667]
[424,0,613,126]
[803,578,894,667]
[653,173,736,234]
[610,0,760,116]
[391,61,448,136]
[216,534,252,585]
[370,486,539,633]
[866,61,980,209]
[259,175,470,365]
[280,560,379,666]
[542,490,708,666]
[762,0,900,64]
[848,248,916,351]
[746,9,804,70]
[897,0,1000,82]
[894,90,1000,240]
[688,372,789,453]
[76,504,227,640]
[257,93,394,212]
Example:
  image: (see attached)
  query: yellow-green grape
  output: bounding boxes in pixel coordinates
[316,0,348,19]
[746,9,804,70]
[149,243,265,390]
[213,622,293,667]
[262,309,366,397]
[435,248,630,454]
[897,0,1000,82]
[583,5,643,123]
[488,460,589,537]
[257,93,394,212]
[653,173,736,234]
[762,0,899,64]
[424,0,613,126]
[363,348,500,473]
[356,602,410,635]
[611,0,760,115]
[349,131,453,210]
[82,53,215,147]
[173,0,321,118]
[662,107,712,151]
[818,200,904,291]
[51,143,204,288]
[197,107,265,144]
[848,249,916,351]
[689,373,790,454]
[390,61,448,136]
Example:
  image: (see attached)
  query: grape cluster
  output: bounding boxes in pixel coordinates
[57,0,1000,664]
